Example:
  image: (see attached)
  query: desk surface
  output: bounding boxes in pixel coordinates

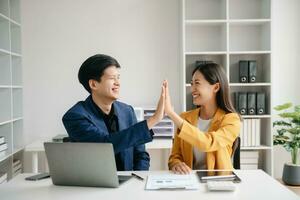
[0,170,299,200]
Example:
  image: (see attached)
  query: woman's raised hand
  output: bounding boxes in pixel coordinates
[163,80,174,116]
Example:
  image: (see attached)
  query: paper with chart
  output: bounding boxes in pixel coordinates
[145,174,199,190]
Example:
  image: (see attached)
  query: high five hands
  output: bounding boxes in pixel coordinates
[146,80,172,128]
[149,80,175,124]
[147,80,191,174]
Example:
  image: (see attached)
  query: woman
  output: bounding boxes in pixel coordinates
[164,63,241,174]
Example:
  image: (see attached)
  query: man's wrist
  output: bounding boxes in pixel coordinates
[146,115,158,129]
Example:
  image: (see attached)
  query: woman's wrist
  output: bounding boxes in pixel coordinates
[166,107,175,117]
[167,109,175,119]
[168,110,184,129]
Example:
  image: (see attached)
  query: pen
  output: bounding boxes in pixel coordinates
[131,173,144,181]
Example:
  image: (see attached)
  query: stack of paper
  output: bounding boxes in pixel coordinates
[145,174,199,190]
[12,159,22,177]
[241,151,259,169]
[0,137,7,158]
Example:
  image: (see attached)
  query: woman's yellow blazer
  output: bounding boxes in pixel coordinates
[168,107,241,170]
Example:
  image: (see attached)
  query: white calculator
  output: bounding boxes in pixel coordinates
[207,181,236,191]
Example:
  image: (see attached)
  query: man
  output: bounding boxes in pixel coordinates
[62,54,164,171]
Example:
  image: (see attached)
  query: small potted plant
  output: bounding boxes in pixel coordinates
[273,102,300,185]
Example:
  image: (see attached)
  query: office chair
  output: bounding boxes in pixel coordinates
[231,137,241,169]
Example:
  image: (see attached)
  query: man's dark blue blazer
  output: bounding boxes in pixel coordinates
[62,96,153,171]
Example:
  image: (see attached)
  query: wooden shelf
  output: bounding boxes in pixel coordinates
[185,51,227,55]
[11,86,23,89]
[229,19,271,25]
[0,49,22,57]
[0,120,13,126]
[0,12,9,22]
[229,83,271,87]
[11,52,22,57]
[0,12,21,27]
[185,19,226,25]
[241,115,271,119]
[0,48,11,55]
[10,19,21,27]
[229,51,271,55]
[241,146,272,150]
[185,19,271,25]
[0,117,24,126]
[12,147,23,155]
[0,85,11,88]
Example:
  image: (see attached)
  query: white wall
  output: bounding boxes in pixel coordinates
[272,0,300,178]
[21,0,181,144]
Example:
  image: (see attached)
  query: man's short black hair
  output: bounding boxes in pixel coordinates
[78,54,121,93]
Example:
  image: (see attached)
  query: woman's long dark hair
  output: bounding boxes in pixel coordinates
[192,63,237,115]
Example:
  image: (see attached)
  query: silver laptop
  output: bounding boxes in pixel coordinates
[44,142,131,188]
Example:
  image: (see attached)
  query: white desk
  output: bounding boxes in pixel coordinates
[0,170,299,200]
[25,139,172,173]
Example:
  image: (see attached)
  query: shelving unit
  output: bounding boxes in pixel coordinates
[182,0,272,175]
[0,0,24,183]
[143,108,174,138]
